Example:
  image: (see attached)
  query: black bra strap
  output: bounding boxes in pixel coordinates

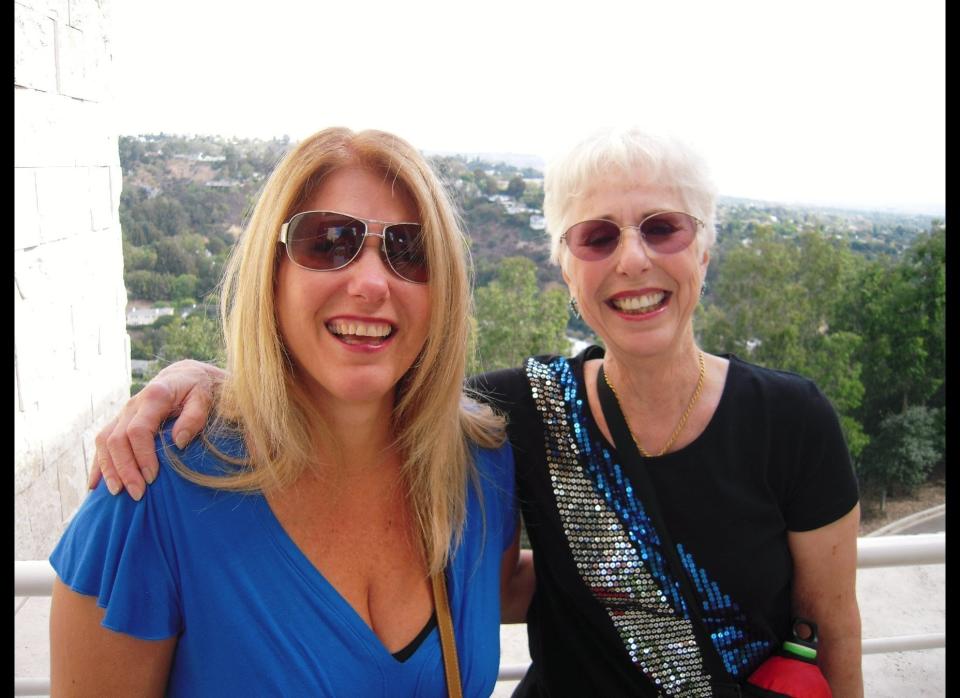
[391,611,438,662]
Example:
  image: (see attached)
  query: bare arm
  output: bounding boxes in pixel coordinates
[50,578,177,697]
[92,360,225,500]
[787,503,863,698]
[499,525,535,623]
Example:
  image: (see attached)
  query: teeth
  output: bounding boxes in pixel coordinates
[327,321,393,337]
[613,292,666,312]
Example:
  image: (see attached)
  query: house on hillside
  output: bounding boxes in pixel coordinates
[130,359,158,377]
[126,306,174,327]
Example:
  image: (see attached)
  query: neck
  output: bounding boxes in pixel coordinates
[603,337,702,407]
[310,392,400,477]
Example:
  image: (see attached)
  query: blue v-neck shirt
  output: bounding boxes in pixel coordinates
[50,426,517,697]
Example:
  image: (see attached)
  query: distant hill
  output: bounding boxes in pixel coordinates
[117,133,940,309]
[424,150,546,171]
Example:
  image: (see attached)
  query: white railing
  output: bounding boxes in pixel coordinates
[855,533,945,568]
[14,533,945,696]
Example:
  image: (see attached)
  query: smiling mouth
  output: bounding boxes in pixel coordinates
[326,320,395,346]
[609,291,669,314]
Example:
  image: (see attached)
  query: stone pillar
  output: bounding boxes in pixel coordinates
[15,0,130,560]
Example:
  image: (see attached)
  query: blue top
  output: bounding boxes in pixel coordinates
[50,427,517,697]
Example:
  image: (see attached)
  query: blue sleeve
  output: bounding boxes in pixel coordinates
[49,438,182,640]
[485,442,518,552]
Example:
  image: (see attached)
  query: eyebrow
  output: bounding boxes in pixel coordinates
[584,209,672,223]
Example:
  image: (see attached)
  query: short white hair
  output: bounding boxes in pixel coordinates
[543,127,718,267]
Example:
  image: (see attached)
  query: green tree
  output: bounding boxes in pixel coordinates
[206,236,227,255]
[153,237,198,276]
[473,169,499,196]
[698,226,868,457]
[522,186,544,210]
[170,274,198,302]
[125,270,172,299]
[157,314,223,365]
[472,257,569,373]
[129,327,162,360]
[805,331,869,458]
[148,198,190,237]
[123,241,158,271]
[118,136,146,171]
[505,176,526,199]
[836,225,945,435]
[859,406,944,506]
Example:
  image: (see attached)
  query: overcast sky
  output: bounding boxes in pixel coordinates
[108,0,944,215]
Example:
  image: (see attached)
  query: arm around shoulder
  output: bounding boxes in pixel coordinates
[92,359,225,498]
[499,527,535,623]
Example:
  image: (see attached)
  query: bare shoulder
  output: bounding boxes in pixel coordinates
[50,579,177,697]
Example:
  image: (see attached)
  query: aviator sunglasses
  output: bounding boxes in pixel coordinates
[561,211,703,261]
[279,210,428,283]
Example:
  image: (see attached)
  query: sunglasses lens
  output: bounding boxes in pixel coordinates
[564,213,699,260]
[287,213,364,271]
[285,213,428,282]
[384,224,429,283]
[566,220,622,260]
[639,212,698,253]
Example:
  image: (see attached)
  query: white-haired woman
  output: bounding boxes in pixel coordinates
[471,129,861,697]
[50,127,533,697]
[90,129,861,696]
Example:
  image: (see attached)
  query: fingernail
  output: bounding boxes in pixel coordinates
[106,478,120,496]
[174,432,189,450]
[129,484,145,502]
[144,469,157,485]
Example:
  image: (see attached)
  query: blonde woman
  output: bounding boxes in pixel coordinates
[50,127,533,697]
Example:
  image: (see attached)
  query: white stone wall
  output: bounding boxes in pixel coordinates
[14,0,130,560]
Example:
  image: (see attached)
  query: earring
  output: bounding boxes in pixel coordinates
[569,296,581,319]
[699,283,707,299]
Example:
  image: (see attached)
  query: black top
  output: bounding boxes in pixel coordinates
[468,347,859,697]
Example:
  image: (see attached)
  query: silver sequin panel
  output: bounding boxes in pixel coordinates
[527,358,713,697]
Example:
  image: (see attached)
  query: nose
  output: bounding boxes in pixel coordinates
[345,233,391,302]
[613,226,653,275]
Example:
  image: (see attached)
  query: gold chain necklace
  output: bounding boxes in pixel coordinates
[603,351,706,457]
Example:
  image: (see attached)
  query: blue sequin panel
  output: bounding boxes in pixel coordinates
[676,544,772,676]
[550,357,771,680]
[529,358,714,696]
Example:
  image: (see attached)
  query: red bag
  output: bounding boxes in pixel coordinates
[744,618,832,698]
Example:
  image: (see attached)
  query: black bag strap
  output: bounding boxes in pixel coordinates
[596,364,738,690]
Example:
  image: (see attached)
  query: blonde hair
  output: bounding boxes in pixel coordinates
[167,127,505,574]
[544,127,718,269]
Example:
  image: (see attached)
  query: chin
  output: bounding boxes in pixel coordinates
[344,372,404,403]
[609,329,681,358]
[298,366,400,409]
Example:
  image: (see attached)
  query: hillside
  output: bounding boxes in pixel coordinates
[118,134,944,522]
[119,134,938,300]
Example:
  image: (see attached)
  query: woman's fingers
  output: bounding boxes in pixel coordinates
[88,416,118,490]
[87,360,224,500]
[170,383,215,450]
[111,379,193,499]
[93,417,131,496]
[105,407,148,501]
